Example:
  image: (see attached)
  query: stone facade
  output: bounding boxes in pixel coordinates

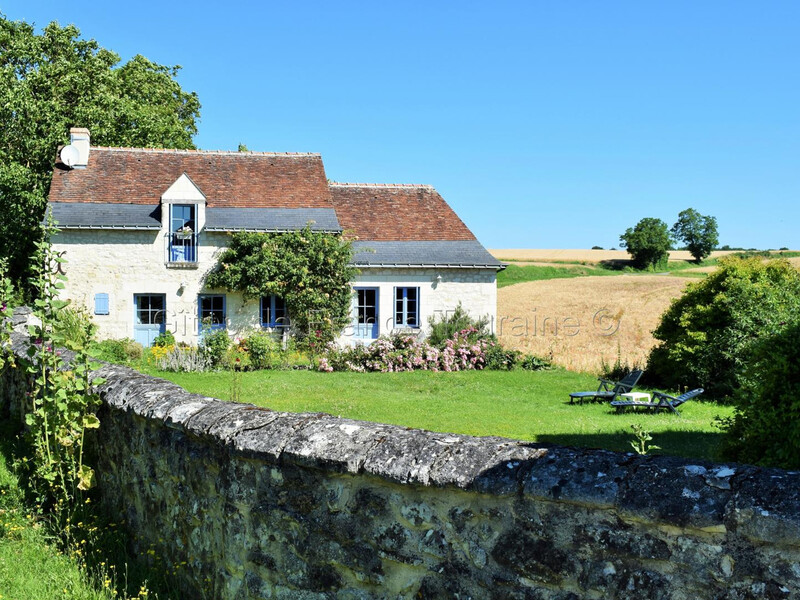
[345,267,497,342]
[52,230,497,345]
[3,328,800,599]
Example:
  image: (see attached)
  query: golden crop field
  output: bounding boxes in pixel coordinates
[489,248,740,263]
[497,275,692,373]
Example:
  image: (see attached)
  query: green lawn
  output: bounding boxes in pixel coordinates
[497,263,616,287]
[496,261,711,288]
[142,367,735,461]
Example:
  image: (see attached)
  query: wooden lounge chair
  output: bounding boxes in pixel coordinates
[611,388,704,415]
[569,370,644,405]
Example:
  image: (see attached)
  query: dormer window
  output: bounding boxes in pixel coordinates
[162,173,205,267]
[170,204,196,262]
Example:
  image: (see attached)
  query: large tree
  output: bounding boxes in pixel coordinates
[619,217,672,270]
[671,208,719,263]
[0,15,201,292]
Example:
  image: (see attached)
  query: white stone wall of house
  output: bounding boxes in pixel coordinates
[51,229,252,345]
[52,231,498,347]
[340,267,497,345]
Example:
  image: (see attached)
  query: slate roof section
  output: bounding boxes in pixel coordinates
[205,208,341,233]
[352,241,503,269]
[49,147,333,209]
[329,183,477,241]
[48,202,162,230]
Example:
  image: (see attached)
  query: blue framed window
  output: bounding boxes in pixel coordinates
[94,293,109,315]
[395,287,419,328]
[354,287,379,339]
[198,294,226,332]
[261,295,288,328]
[170,204,197,263]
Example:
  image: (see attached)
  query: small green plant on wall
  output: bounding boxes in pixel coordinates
[629,424,660,455]
[206,226,357,351]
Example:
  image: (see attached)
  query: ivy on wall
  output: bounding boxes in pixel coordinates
[205,227,357,349]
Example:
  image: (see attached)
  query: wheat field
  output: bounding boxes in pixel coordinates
[489,248,741,263]
[497,275,692,373]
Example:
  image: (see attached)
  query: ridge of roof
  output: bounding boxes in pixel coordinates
[329,182,434,189]
[89,146,321,158]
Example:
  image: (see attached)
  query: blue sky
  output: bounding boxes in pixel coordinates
[4,1,798,250]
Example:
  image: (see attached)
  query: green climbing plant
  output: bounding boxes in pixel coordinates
[206,226,358,352]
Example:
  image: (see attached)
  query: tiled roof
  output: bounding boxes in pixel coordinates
[329,183,477,241]
[48,202,162,229]
[205,208,341,232]
[352,241,503,268]
[46,147,500,268]
[49,147,332,209]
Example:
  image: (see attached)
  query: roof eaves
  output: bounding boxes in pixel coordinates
[56,225,161,231]
[352,262,502,269]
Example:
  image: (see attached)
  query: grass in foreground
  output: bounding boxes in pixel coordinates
[0,422,170,600]
[142,367,735,462]
[0,424,109,600]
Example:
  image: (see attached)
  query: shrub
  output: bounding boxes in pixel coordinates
[222,342,251,371]
[245,330,282,370]
[720,320,800,468]
[201,328,231,369]
[647,257,800,399]
[319,329,489,373]
[520,354,553,371]
[157,345,211,372]
[600,346,643,381]
[483,342,521,370]
[91,338,143,364]
[53,305,95,347]
[152,330,175,347]
[427,303,490,348]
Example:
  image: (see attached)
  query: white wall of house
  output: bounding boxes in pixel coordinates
[52,228,248,345]
[342,268,497,345]
[52,230,498,346]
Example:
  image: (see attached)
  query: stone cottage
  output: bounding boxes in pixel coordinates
[47,128,502,346]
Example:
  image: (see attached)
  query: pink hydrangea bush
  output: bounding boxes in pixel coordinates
[319,329,489,373]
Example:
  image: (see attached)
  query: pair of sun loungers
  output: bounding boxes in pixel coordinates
[569,369,703,414]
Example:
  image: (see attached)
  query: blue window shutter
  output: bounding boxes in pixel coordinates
[94,293,109,315]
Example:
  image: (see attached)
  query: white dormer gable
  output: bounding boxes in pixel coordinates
[161,173,206,204]
[161,173,206,231]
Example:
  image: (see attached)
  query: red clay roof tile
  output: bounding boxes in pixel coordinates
[329,183,476,242]
[48,147,332,209]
